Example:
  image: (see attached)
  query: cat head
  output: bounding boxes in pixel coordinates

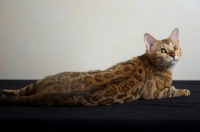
[144,28,181,70]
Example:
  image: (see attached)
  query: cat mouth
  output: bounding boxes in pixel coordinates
[169,57,178,62]
[170,60,177,65]
[172,59,177,62]
[173,58,177,61]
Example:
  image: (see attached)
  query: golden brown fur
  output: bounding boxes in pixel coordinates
[0,28,190,106]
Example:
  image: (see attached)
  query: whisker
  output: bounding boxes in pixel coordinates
[156,62,165,71]
[164,62,167,70]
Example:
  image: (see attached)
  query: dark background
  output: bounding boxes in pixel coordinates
[0,80,200,132]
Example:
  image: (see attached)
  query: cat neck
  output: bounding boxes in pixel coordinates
[137,53,154,67]
[138,53,176,71]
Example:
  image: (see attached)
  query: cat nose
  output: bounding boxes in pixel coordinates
[170,54,175,58]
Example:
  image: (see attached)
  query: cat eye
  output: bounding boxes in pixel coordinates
[159,48,167,53]
[173,45,178,51]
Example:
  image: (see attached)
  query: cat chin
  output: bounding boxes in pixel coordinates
[170,61,177,65]
[166,61,178,70]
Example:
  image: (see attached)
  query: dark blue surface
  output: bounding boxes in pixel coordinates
[0,80,200,132]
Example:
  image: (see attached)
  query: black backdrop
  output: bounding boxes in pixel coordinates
[0,80,200,132]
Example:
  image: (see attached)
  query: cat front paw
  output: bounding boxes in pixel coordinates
[182,89,190,96]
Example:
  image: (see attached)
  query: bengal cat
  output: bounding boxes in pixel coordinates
[0,28,190,106]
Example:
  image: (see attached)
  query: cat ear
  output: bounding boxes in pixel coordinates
[144,33,156,52]
[169,28,179,42]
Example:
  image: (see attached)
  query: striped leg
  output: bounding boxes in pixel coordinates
[168,86,190,98]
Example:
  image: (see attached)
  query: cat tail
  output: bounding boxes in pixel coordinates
[0,91,82,106]
[0,91,50,106]
[0,80,43,97]
[0,91,23,105]
[0,80,41,106]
